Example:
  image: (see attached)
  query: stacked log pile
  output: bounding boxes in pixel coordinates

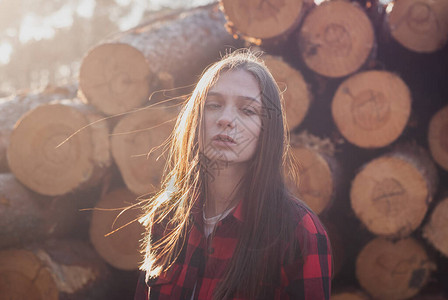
[1,0,447,299]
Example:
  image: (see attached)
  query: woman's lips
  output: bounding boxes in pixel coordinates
[212,134,237,146]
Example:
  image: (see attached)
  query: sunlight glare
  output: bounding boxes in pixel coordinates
[19,5,74,43]
[0,42,12,64]
[77,0,96,18]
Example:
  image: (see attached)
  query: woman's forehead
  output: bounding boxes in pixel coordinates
[208,69,261,102]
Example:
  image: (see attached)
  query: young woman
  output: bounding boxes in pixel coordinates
[134,50,332,300]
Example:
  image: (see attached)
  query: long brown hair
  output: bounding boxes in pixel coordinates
[139,49,300,299]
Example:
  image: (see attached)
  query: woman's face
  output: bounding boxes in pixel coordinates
[201,69,262,167]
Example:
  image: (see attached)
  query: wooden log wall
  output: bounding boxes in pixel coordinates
[1,0,447,299]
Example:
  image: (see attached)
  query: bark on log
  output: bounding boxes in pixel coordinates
[356,237,436,300]
[262,54,312,131]
[111,105,178,196]
[386,0,448,53]
[89,188,145,270]
[0,84,77,173]
[422,195,448,257]
[0,239,112,300]
[297,0,375,78]
[7,100,111,196]
[78,4,239,116]
[428,104,448,171]
[0,173,81,250]
[285,131,341,215]
[220,0,313,43]
[332,70,411,148]
[350,143,438,238]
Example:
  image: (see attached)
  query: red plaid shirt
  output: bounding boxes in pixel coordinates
[134,199,332,300]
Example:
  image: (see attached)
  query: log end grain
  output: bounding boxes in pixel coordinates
[356,237,435,300]
[423,197,448,257]
[387,0,448,53]
[287,146,333,214]
[7,103,110,196]
[332,70,411,148]
[298,0,375,78]
[263,54,312,131]
[79,43,152,116]
[428,105,448,171]
[89,188,145,270]
[220,0,305,41]
[350,155,430,237]
[111,105,178,196]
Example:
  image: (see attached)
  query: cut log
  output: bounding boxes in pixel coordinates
[332,70,411,148]
[350,143,438,238]
[422,196,448,257]
[0,239,112,300]
[78,4,239,116]
[428,105,448,171]
[262,54,312,131]
[0,84,77,172]
[386,0,448,53]
[0,173,81,249]
[332,289,371,300]
[111,105,178,196]
[285,131,341,215]
[220,0,312,43]
[7,100,111,196]
[356,237,436,300]
[89,188,145,270]
[297,0,375,78]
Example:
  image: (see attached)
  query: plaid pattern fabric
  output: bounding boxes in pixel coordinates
[134,200,332,300]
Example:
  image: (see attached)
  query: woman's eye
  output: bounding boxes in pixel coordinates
[206,103,220,109]
[242,107,256,115]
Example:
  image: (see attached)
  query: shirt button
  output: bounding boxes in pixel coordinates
[207,247,214,254]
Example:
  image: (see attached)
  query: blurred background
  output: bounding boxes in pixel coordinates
[0,0,214,96]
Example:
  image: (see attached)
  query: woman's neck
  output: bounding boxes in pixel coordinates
[204,162,247,218]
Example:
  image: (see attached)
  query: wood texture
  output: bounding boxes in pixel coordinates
[423,196,448,257]
[0,239,112,300]
[386,0,448,53]
[89,188,145,270]
[262,54,312,131]
[356,237,435,300]
[0,173,80,249]
[332,70,411,148]
[350,144,438,237]
[0,85,77,172]
[428,105,448,171]
[297,0,375,78]
[79,4,239,115]
[111,105,178,196]
[7,100,111,196]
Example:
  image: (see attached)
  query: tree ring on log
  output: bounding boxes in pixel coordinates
[428,105,448,171]
[286,146,333,214]
[89,188,145,270]
[351,156,429,237]
[262,55,312,131]
[298,0,374,78]
[79,43,152,115]
[220,0,304,40]
[332,70,411,148]
[111,106,178,195]
[7,104,96,196]
[423,197,448,257]
[0,249,58,300]
[356,238,435,299]
[387,0,448,53]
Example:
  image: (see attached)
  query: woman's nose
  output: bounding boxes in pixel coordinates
[217,107,235,128]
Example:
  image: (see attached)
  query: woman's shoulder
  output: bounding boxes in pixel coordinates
[287,196,328,237]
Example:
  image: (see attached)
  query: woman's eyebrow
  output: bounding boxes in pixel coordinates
[207,91,261,104]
